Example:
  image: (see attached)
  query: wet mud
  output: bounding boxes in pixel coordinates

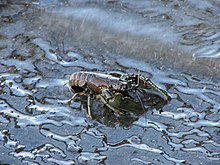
[0,1,220,165]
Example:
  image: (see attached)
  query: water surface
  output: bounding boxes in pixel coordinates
[0,1,220,165]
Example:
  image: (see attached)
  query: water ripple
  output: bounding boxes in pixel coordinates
[108,136,186,164]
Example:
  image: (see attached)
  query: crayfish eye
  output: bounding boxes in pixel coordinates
[71,86,85,93]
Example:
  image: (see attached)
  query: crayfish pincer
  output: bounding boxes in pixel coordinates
[68,71,170,118]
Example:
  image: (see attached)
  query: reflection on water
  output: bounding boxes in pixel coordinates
[0,1,220,165]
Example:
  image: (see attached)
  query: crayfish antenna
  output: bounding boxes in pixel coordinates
[135,90,145,114]
[135,90,147,132]
[137,69,140,87]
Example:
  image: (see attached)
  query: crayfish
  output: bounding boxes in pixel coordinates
[68,71,170,118]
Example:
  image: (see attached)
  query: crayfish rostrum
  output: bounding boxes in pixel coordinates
[68,71,170,118]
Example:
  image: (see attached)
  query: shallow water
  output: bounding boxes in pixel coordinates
[0,1,220,165]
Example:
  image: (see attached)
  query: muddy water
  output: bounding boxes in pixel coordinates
[0,1,220,165]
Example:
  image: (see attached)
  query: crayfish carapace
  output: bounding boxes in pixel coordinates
[68,71,170,118]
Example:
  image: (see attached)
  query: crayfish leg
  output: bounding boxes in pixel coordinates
[68,93,78,103]
[87,94,93,119]
[97,95,124,115]
[59,93,78,104]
